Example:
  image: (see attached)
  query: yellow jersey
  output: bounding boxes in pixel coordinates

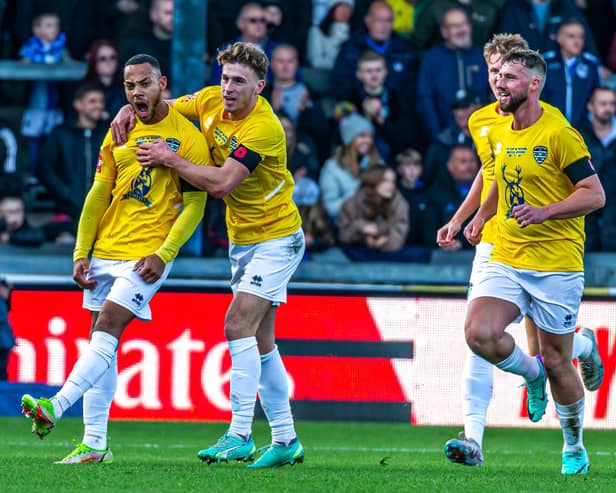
[468,101,567,245]
[173,86,301,245]
[487,107,592,271]
[91,105,209,259]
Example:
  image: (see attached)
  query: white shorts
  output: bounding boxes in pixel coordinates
[83,257,173,321]
[471,261,584,334]
[468,241,494,301]
[229,228,305,304]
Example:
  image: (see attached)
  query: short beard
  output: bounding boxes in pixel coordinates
[500,91,527,113]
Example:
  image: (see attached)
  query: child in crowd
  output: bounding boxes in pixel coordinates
[394,148,438,248]
[337,165,416,261]
[19,12,68,183]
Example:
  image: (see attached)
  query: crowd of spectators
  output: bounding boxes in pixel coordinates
[0,0,616,262]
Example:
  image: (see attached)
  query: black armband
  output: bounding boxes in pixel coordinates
[229,144,261,172]
[564,157,596,185]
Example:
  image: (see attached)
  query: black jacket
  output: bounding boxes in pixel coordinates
[38,120,107,217]
[332,29,419,100]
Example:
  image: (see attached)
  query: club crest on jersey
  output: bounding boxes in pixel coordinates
[533,146,548,164]
[214,127,228,145]
[165,138,180,153]
[135,135,161,145]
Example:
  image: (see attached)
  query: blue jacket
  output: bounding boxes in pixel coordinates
[332,30,419,101]
[416,43,488,137]
[498,0,598,54]
[542,51,601,127]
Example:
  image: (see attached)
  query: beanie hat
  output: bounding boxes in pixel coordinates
[293,177,321,206]
[339,113,374,145]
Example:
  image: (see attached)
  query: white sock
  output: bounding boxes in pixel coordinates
[52,331,118,420]
[572,332,592,360]
[258,346,296,445]
[495,345,539,381]
[82,352,117,450]
[462,351,493,448]
[228,336,260,438]
[555,397,585,452]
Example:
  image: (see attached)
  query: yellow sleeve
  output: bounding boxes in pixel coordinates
[73,180,113,261]
[154,190,207,263]
[171,90,203,122]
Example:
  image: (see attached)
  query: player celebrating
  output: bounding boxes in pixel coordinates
[21,54,209,463]
[464,49,605,475]
[112,42,305,468]
[437,35,604,467]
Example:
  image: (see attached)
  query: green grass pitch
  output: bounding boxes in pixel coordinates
[1,417,615,492]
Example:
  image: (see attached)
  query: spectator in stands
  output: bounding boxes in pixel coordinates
[38,83,107,243]
[262,0,312,61]
[578,86,616,251]
[338,165,430,262]
[412,0,502,51]
[208,3,278,85]
[262,44,327,144]
[422,91,481,188]
[497,0,598,55]
[319,112,384,223]
[119,0,173,83]
[80,40,125,121]
[574,0,616,68]
[14,1,105,60]
[293,176,336,257]
[542,18,600,127]
[19,12,67,183]
[278,111,321,181]
[307,0,354,70]
[0,120,17,175]
[578,86,616,180]
[427,143,479,251]
[0,276,14,381]
[345,49,421,160]
[417,7,488,139]
[97,0,143,46]
[0,189,45,247]
[394,148,439,249]
[332,0,418,100]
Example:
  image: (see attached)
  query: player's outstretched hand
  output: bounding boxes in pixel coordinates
[73,258,97,290]
[436,220,462,249]
[136,139,174,168]
[464,216,485,246]
[510,204,547,228]
[111,104,136,145]
[134,255,165,284]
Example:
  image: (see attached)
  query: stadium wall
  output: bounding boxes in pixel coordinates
[3,284,616,429]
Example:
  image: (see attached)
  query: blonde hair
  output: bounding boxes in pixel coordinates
[483,33,529,64]
[217,42,269,81]
[337,143,382,178]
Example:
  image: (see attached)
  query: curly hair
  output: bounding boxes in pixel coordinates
[217,42,269,81]
[483,33,528,64]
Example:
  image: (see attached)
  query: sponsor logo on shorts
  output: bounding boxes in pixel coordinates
[132,292,144,306]
[564,313,574,327]
[250,275,263,288]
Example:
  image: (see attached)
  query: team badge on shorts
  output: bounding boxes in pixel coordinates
[533,146,548,164]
